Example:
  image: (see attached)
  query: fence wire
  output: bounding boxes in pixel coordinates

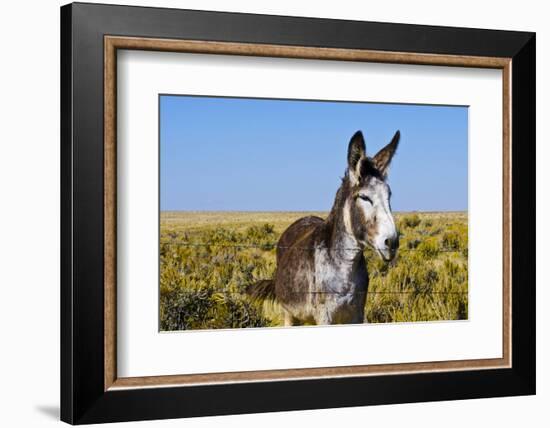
[160,240,467,296]
[159,241,463,252]
[163,289,468,296]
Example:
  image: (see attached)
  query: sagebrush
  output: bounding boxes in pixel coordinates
[160,211,468,330]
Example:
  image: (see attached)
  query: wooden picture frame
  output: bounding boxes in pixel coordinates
[61,2,535,424]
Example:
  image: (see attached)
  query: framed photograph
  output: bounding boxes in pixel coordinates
[60,2,535,424]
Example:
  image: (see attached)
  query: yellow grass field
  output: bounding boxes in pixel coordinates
[160,211,468,331]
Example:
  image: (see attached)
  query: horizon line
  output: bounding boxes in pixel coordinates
[160,209,468,214]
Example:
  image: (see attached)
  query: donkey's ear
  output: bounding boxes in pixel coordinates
[373,130,400,177]
[347,131,366,183]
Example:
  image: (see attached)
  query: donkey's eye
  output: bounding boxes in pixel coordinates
[358,195,373,204]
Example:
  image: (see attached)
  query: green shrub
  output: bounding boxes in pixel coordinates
[401,214,421,229]
[441,230,461,250]
[407,238,421,249]
[245,224,276,249]
[160,288,271,330]
[417,237,440,258]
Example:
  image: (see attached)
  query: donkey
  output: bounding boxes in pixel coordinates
[247,130,401,326]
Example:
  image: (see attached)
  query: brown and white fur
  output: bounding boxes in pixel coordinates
[247,130,400,326]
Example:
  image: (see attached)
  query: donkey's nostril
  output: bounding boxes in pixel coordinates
[385,236,399,250]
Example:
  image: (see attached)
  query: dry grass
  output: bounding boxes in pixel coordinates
[160,211,468,330]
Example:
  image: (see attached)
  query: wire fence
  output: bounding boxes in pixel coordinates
[159,240,467,296]
[159,241,463,252]
[162,288,468,296]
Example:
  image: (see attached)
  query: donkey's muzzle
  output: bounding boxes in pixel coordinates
[379,235,399,262]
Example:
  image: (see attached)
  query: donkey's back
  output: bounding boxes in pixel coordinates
[272,214,368,325]
[276,215,324,261]
[246,216,322,312]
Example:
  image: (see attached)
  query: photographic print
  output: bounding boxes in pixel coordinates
[159,95,468,331]
[62,7,534,422]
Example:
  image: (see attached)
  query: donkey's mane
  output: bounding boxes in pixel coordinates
[325,175,351,226]
[357,157,383,180]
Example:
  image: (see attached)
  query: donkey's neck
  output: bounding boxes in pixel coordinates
[322,178,363,264]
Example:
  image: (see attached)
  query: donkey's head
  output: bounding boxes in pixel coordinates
[344,130,400,261]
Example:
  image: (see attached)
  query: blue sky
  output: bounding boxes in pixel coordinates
[160,95,468,212]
